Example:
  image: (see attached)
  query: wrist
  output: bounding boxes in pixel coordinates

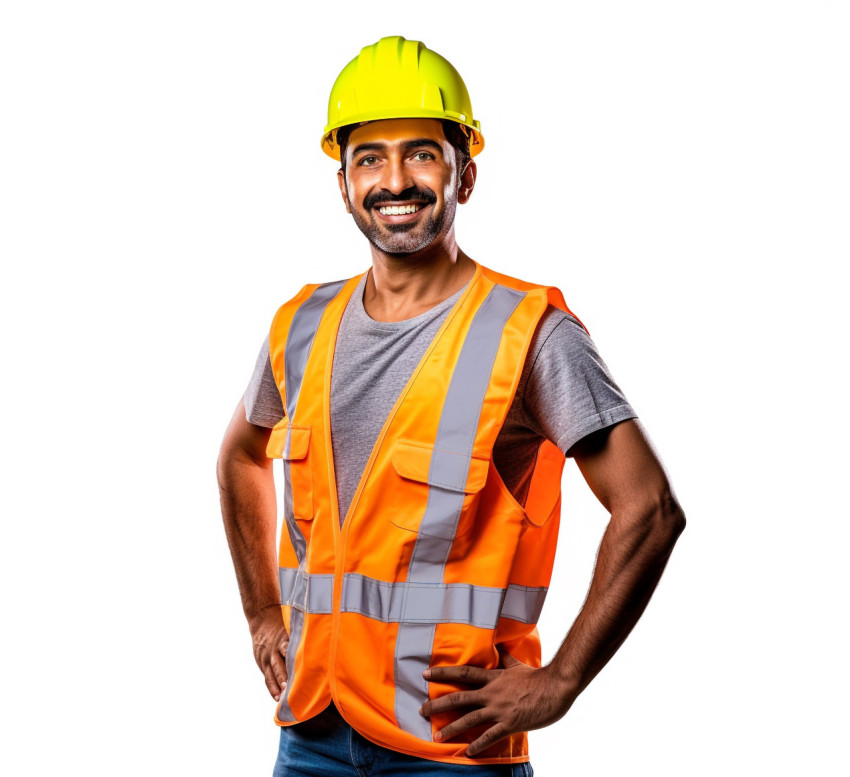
[246,602,282,630]
[542,658,584,704]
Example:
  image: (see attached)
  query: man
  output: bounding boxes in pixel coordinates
[218,36,685,776]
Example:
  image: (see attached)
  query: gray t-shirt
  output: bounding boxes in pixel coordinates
[244,273,637,522]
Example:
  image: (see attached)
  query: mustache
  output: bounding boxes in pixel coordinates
[363,186,438,210]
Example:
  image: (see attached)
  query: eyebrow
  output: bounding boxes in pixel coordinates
[351,138,444,157]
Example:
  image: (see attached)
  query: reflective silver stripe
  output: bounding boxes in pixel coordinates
[279,568,335,614]
[276,496,306,722]
[276,604,303,722]
[277,281,345,720]
[283,280,346,453]
[278,569,547,627]
[280,567,299,604]
[395,622,434,730]
[501,584,548,625]
[341,574,545,627]
[395,284,526,739]
[277,464,305,723]
[282,462,305,558]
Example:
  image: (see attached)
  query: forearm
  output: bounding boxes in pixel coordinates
[217,448,280,624]
[548,498,686,697]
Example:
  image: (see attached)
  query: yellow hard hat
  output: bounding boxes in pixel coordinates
[322,36,484,161]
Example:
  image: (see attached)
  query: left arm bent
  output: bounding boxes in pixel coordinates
[421,418,686,755]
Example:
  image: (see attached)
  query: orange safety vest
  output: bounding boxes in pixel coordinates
[265,261,587,765]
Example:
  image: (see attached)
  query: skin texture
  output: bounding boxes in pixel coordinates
[217,402,283,700]
[337,118,478,322]
[217,116,686,754]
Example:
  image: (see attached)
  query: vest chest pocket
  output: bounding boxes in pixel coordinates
[267,419,314,521]
[389,439,490,539]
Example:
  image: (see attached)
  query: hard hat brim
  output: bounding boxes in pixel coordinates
[321,116,484,162]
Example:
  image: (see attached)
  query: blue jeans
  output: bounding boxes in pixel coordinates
[272,703,534,777]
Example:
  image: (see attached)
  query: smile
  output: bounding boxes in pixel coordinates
[377,203,423,215]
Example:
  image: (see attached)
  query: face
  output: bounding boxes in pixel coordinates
[337,118,474,256]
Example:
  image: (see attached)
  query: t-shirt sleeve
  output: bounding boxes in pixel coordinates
[520,306,638,456]
[242,334,285,428]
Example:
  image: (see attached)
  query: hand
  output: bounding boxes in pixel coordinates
[419,647,577,757]
[248,606,289,702]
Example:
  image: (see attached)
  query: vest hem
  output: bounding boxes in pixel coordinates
[273,696,530,765]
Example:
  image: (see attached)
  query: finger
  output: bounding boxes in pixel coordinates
[424,665,495,686]
[420,690,482,718]
[466,722,511,757]
[270,649,288,691]
[262,662,282,701]
[432,708,495,743]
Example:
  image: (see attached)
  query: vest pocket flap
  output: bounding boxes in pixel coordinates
[266,420,311,461]
[392,440,489,493]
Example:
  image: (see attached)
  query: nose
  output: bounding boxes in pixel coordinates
[380,156,414,195]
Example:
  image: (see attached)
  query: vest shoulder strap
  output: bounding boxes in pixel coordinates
[478,264,589,335]
[267,277,361,416]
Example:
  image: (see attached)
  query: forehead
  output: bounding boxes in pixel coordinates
[347,118,447,149]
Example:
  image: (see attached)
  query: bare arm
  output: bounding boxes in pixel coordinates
[546,417,686,692]
[217,399,288,701]
[421,418,686,755]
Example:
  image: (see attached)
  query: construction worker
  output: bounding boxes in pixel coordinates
[218,36,686,777]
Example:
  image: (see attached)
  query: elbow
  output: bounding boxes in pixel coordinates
[215,450,227,488]
[217,438,242,490]
[610,491,686,550]
[653,492,686,545]
[216,450,232,494]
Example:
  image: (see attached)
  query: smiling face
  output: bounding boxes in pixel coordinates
[337,118,473,257]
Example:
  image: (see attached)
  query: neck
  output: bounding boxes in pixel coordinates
[363,231,476,323]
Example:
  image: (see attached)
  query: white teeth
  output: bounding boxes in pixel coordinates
[379,204,421,215]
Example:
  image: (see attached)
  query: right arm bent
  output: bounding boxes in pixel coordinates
[217,399,287,701]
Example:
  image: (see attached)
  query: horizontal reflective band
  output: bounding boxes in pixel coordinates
[278,569,547,627]
[499,584,549,624]
[344,573,510,628]
[279,568,334,614]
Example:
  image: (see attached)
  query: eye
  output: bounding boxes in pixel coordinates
[358,155,379,167]
[413,152,434,162]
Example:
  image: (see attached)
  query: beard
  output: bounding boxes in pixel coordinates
[350,184,457,256]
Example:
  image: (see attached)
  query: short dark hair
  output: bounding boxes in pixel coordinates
[336,119,471,182]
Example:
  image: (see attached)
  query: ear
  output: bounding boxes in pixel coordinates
[337,168,352,214]
[457,159,477,205]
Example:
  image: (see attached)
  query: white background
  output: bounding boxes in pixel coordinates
[1,2,848,775]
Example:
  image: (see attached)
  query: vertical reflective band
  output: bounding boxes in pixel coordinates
[280,570,547,627]
[277,280,345,722]
[282,280,347,453]
[394,284,526,739]
[276,498,306,722]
